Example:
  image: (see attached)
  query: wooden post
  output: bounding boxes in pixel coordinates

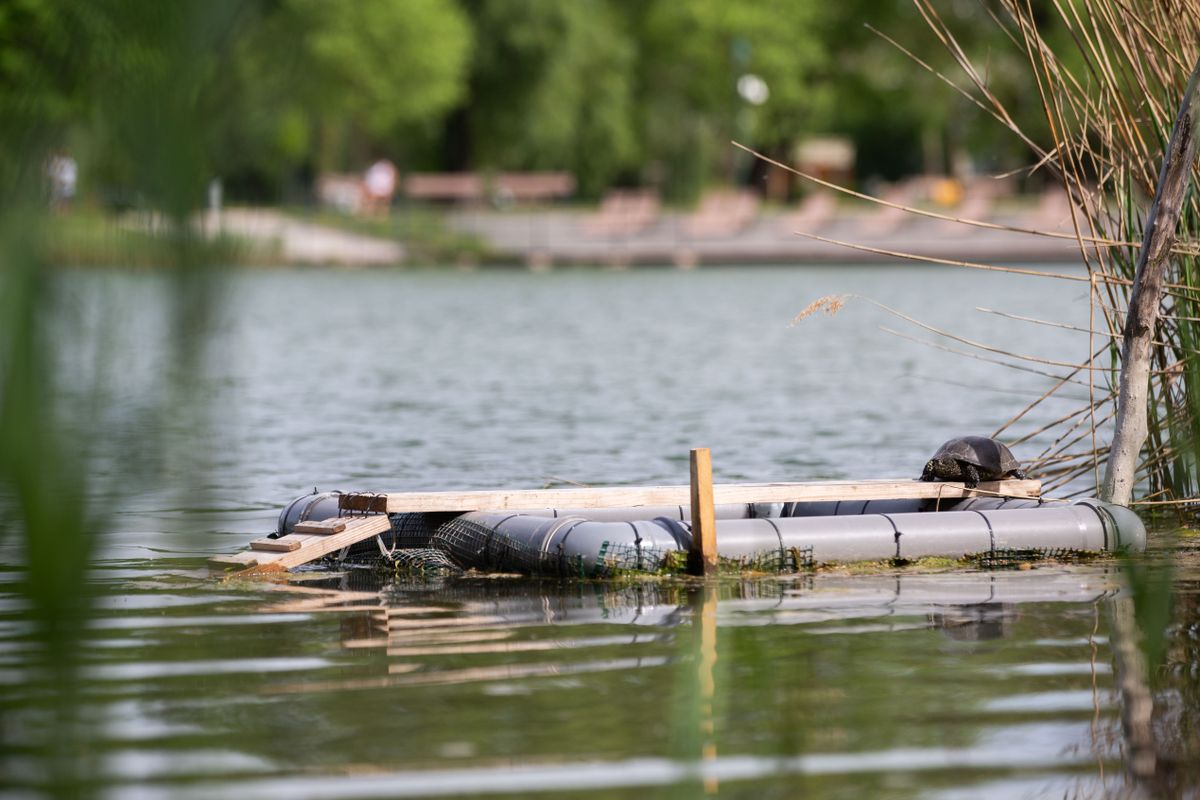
[1102,54,1200,506]
[688,447,718,576]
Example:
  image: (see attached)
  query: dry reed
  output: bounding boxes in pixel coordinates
[777,0,1200,503]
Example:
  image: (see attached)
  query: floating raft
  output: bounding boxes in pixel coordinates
[206,476,1144,576]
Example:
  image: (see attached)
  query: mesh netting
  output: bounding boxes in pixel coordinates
[388,512,460,549]
[734,546,814,574]
[327,512,460,564]
[327,511,817,578]
[428,514,817,577]
[430,515,507,570]
[969,547,1102,570]
[386,547,463,575]
[430,516,588,575]
[591,541,674,576]
[594,543,814,577]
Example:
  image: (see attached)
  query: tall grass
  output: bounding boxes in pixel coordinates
[768,1,1197,503]
[0,3,247,795]
[918,0,1200,503]
[859,2,1200,787]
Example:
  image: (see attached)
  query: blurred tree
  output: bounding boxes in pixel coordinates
[1,3,257,795]
[814,0,1063,187]
[0,0,1079,206]
[201,0,472,196]
[84,1,254,220]
[453,0,636,198]
[293,0,471,169]
[0,0,90,189]
[64,0,472,203]
[626,0,827,202]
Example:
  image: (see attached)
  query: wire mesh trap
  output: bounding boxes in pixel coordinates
[592,542,814,577]
[389,511,461,549]
[385,547,463,575]
[430,515,589,575]
[968,547,1103,570]
[316,508,827,578]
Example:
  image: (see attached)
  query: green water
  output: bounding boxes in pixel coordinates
[2,265,1196,797]
[6,563,1196,798]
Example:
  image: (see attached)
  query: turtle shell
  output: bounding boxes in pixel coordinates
[932,436,1021,475]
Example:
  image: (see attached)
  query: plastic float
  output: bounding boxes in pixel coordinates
[210,471,1146,576]
[426,497,1144,575]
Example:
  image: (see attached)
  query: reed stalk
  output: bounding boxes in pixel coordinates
[930,0,1200,503]
[773,1,1200,503]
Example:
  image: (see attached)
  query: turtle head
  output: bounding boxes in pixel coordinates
[924,457,961,480]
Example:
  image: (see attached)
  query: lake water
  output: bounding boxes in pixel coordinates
[2,264,1194,798]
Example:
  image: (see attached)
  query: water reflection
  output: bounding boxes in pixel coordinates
[928,603,1016,641]
[693,584,719,796]
[258,569,1119,625]
[0,562,1153,797]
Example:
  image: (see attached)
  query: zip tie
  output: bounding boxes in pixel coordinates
[879,513,902,560]
[970,509,997,552]
[762,517,786,565]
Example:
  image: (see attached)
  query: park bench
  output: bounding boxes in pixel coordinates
[403,172,575,205]
[582,189,661,237]
[683,189,760,238]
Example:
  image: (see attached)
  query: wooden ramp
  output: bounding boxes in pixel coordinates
[211,478,1040,575]
[210,514,391,574]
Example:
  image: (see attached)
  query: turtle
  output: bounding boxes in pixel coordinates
[920,435,1026,488]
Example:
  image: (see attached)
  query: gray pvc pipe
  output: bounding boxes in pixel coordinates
[735,502,1145,562]
[438,500,1145,572]
[709,501,1145,562]
[447,512,688,574]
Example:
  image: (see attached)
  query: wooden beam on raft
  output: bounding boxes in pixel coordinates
[209,514,391,574]
[341,478,1041,515]
[687,448,718,577]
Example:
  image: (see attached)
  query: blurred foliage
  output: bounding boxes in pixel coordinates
[1,1,248,794]
[629,0,826,200]
[298,206,494,265]
[814,0,1066,182]
[1,0,1079,207]
[38,210,278,266]
[296,0,471,137]
[456,0,636,198]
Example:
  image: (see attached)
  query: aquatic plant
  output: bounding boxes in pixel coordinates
[757,1,1200,790]
[933,4,1200,790]
[0,2,249,795]
[767,1,1200,507]
[920,0,1200,508]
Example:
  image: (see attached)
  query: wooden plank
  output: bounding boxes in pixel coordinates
[293,518,347,535]
[247,514,392,570]
[688,448,717,576]
[349,478,1041,515]
[251,535,304,552]
[210,514,392,574]
[209,552,261,570]
[208,551,288,576]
